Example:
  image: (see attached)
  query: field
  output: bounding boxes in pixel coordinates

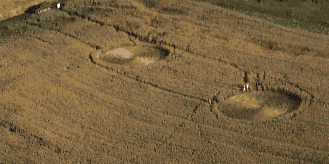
[0,0,328,163]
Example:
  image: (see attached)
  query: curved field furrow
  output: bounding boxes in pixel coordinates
[2,62,187,162]
[39,3,327,107]
[90,49,240,102]
[1,0,328,163]
[8,30,319,162]
[60,60,323,161]
[68,9,326,108]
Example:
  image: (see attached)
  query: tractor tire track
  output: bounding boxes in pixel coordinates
[64,53,327,161]
[47,5,273,106]
[5,5,328,110]
[75,8,317,125]
[23,8,212,138]
[16,4,327,162]
[23,7,200,105]
[25,2,320,129]
[88,56,209,103]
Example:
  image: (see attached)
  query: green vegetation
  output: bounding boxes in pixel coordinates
[193,0,329,35]
[137,0,329,35]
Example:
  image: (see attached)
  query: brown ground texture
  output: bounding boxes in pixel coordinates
[1,0,329,163]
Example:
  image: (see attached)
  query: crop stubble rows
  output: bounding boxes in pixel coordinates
[0,0,328,163]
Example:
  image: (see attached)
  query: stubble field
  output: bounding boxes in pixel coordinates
[0,0,328,163]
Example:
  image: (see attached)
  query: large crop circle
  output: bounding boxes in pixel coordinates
[219,90,301,121]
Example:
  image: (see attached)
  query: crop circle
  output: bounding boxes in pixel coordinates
[214,84,311,123]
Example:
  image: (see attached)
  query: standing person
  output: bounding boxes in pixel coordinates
[243,83,249,92]
[209,93,219,104]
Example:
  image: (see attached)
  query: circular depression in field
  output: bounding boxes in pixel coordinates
[219,90,301,121]
[100,47,136,64]
[91,44,170,66]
